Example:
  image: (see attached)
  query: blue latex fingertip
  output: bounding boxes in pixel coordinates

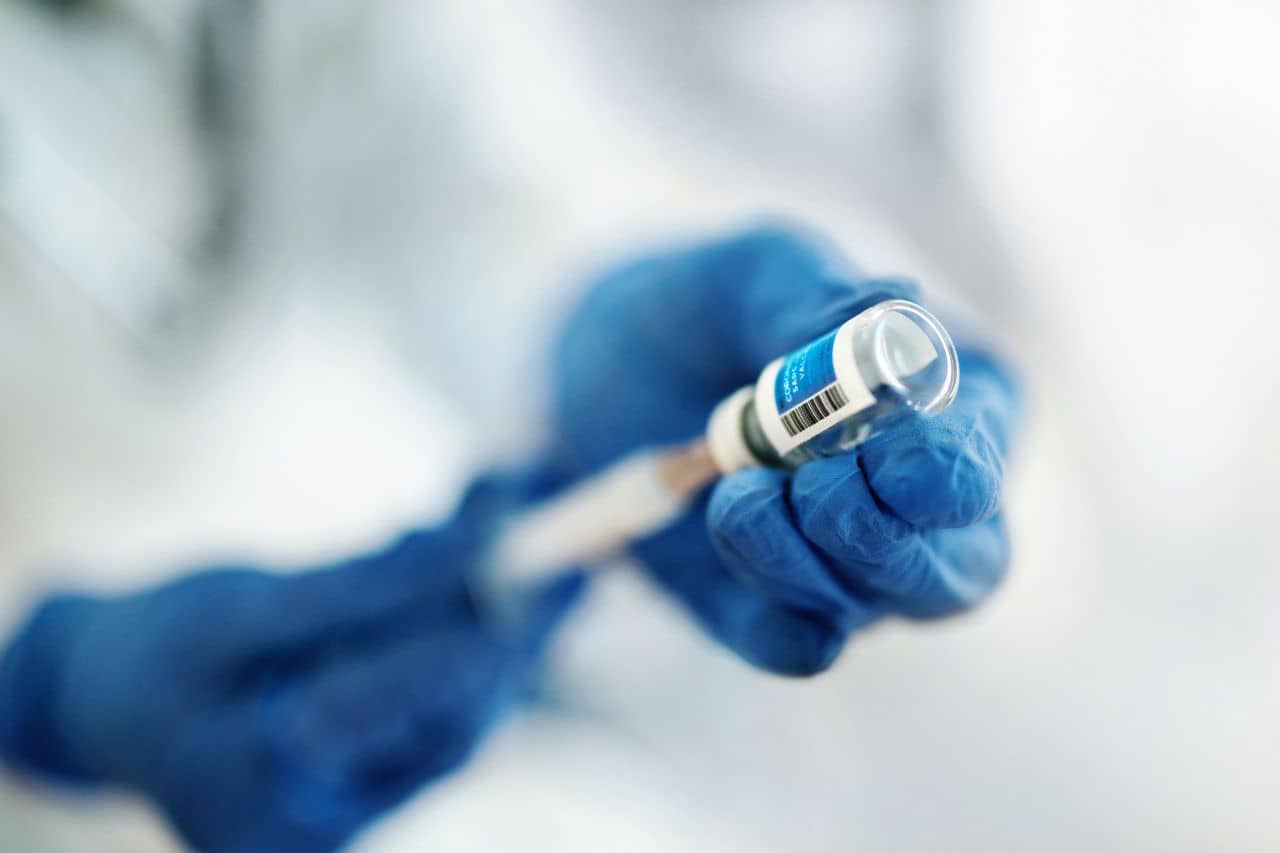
[721,601,847,677]
[708,469,870,615]
[856,350,1020,529]
[790,457,915,566]
[858,412,1004,529]
[792,457,1001,611]
[633,498,853,677]
[894,516,1012,620]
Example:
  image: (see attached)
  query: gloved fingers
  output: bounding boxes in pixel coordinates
[635,506,858,677]
[286,471,532,626]
[706,468,880,623]
[262,630,506,797]
[855,349,1022,529]
[896,515,1011,619]
[261,519,492,657]
[791,455,1010,615]
[836,515,1010,620]
[265,576,584,797]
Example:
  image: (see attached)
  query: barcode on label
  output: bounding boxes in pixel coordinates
[780,383,850,437]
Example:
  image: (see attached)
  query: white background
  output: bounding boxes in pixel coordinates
[0,2,1275,850]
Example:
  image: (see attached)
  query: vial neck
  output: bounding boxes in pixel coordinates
[741,400,784,468]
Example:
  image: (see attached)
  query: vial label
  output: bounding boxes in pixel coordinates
[755,318,876,456]
[774,327,840,414]
[779,382,850,437]
[774,327,852,437]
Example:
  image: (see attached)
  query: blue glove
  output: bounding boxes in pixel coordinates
[550,224,1021,676]
[0,478,585,852]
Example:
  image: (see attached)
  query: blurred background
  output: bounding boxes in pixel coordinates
[0,0,1276,850]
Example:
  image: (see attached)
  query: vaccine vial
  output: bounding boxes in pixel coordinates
[485,299,960,592]
[706,300,959,472]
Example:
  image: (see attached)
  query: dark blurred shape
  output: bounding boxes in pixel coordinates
[191,0,258,269]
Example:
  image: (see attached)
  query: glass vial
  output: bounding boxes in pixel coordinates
[706,300,959,472]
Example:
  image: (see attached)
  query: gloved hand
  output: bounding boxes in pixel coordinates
[0,479,584,853]
[549,224,1021,676]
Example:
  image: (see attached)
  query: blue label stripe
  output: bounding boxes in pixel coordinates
[774,328,839,414]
